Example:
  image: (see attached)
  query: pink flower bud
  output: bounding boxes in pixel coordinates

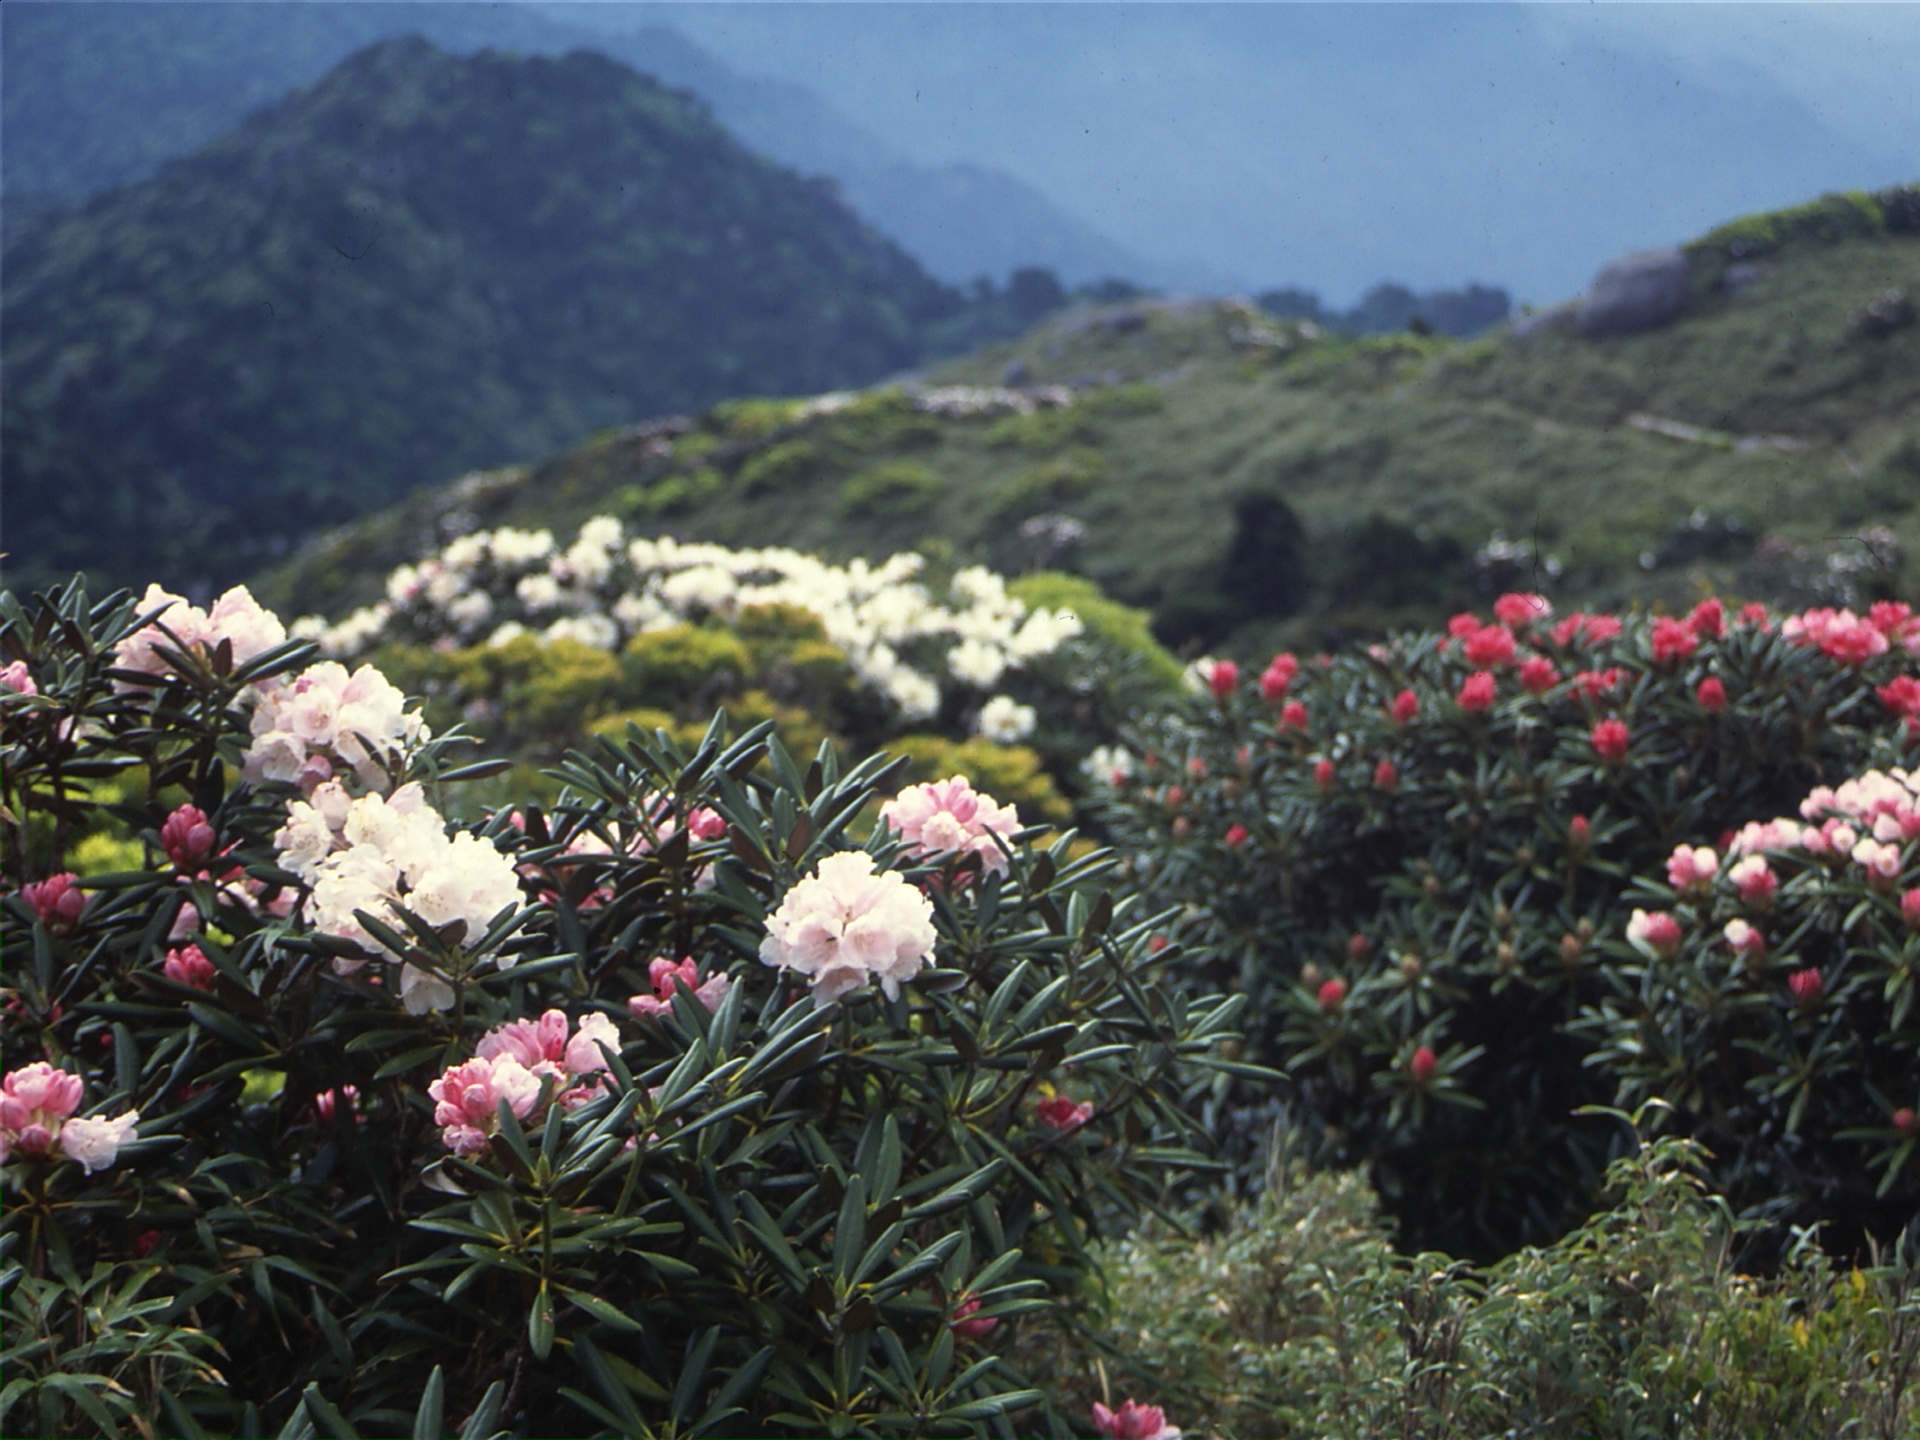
[1688,598,1725,640]
[1260,653,1299,701]
[1279,701,1309,732]
[1373,758,1398,791]
[1457,671,1496,713]
[1627,908,1683,959]
[163,944,217,990]
[1697,677,1727,714]
[1164,785,1185,810]
[160,804,217,871]
[1591,718,1630,765]
[1788,968,1823,1008]
[1519,656,1558,695]
[1568,814,1592,850]
[1389,688,1419,725]
[1650,616,1699,664]
[1348,932,1371,959]
[1208,659,1239,700]
[1903,888,1920,930]
[20,873,85,933]
[1317,978,1348,1012]
[1224,823,1250,848]
[1896,1107,1918,1138]
[1666,845,1719,894]
[1464,626,1516,669]
[1092,1400,1179,1440]
[1036,1096,1095,1132]
[1730,855,1777,909]
[1409,1046,1438,1084]
[950,1295,999,1342]
[134,1229,161,1259]
[1313,758,1336,790]
[686,807,727,842]
[1724,919,1765,961]
[1494,592,1551,629]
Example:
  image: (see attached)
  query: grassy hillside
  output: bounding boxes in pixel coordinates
[265,186,1920,652]
[1,36,976,597]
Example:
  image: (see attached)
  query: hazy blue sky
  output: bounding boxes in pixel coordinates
[549,2,1920,303]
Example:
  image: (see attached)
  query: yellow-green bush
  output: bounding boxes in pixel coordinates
[839,460,945,516]
[621,624,753,702]
[1008,571,1183,692]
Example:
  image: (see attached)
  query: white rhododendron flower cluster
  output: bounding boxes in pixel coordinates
[880,776,1022,877]
[292,518,1082,728]
[1083,745,1136,787]
[975,695,1037,743]
[274,782,522,1013]
[114,584,288,687]
[243,661,428,793]
[759,851,938,1006]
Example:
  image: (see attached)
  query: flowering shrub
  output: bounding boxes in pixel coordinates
[2,576,1244,1437]
[1584,764,1920,1231]
[1096,594,1920,1253]
[291,519,1180,823]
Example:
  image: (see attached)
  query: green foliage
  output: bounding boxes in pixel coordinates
[623,625,755,700]
[841,461,946,517]
[992,449,1105,520]
[735,439,822,496]
[1037,1133,1920,1439]
[0,576,1246,1437]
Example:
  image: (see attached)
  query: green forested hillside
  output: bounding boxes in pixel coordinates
[1,36,970,595]
[267,186,1920,653]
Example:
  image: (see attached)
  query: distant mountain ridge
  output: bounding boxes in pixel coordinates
[0,37,971,595]
[1,1,1156,288]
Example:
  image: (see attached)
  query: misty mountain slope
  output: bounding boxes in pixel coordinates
[1,36,963,595]
[264,185,1920,655]
[1,1,1151,286]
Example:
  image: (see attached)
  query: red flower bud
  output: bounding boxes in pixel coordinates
[1687,597,1725,640]
[133,1229,161,1259]
[1389,688,1420,725]
[1348,932,1371,959]
[1569,814,1592,849]
[1259,653,1299,702]
[1224,823,1250,848]
[20,873,85,933]
[1697,676,1727,714]
[1410,1046,1438,1084]
[1519,656,1558,695]
[1208,659,1239,700]
[1313,758,1335,790]
[1788,968,1824,1008]
[1317,977,1348,1011]
[1279,700,1309,732]
[1895,1107,1918,1138]
[1903,889,1920,930]
[1373,758,1398,791]
[1590,718,1630,765]
[950,1294,999,1341]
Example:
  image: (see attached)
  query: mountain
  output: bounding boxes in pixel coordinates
[0,37,967,596]
[262,185,1920,654]
[0,2,1154,289]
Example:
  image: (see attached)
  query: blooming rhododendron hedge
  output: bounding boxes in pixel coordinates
[288,521,1178,818]
[1095,595,1920,1256]
[0,578,1246,1438]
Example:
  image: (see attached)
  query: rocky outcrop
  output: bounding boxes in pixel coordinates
[1578,247,1692,338]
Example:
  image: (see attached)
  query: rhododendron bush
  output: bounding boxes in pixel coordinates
[1,578,1246,1438]
[1096,594,1920,1255]
[285,520,1177,817]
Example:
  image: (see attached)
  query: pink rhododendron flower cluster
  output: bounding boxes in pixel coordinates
[1782,607,1901,666]
[879,776,1021,877]
[112,584,287,689]
[161,803,219,872]
[0,659,37,696]
[431,1010,619,1155]
[1259,652,1299,701]
[1550,612,1624,648]
[1492,592,1552,628]
[274,782,522,1012]
[1092,1400,1181,1440]
[759,851,937,1006]
[0,1063,138,1173]
[1649,616,1699,664]
[1728,854,1778,908]
[1724,918,1766,962]
[628,956,732,1019]
[244,660,427,793]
